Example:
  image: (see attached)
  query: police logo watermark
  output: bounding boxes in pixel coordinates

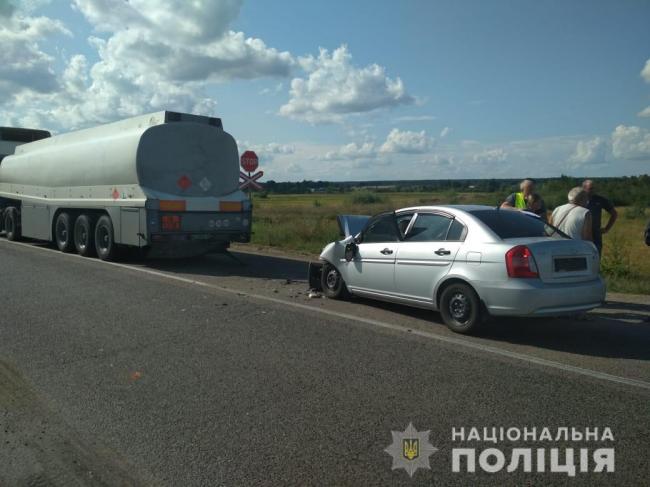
[385,423,438,478]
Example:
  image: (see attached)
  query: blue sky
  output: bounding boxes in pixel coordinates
[1,0,649,181]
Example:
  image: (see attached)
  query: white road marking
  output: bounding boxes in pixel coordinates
[3,238,650,392]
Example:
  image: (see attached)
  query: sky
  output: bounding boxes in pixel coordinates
[1,0,649,181]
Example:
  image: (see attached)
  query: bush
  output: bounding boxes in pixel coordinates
[624,204,647,220]
[600,235,633,279]
[441,189,459,205]
[347,191,386,205]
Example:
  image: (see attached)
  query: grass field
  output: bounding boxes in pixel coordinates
[249,191,650,295]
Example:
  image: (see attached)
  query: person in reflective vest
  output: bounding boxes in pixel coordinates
[501,178,547,219]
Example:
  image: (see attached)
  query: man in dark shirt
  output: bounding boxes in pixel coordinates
[582,179,618,255]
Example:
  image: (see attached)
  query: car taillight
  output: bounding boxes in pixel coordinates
[506,245,539,278]
[161,215,181,231]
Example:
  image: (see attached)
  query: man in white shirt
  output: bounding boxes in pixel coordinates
[550,187,593,241]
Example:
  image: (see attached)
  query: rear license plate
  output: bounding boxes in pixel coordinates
[554,257,587,272]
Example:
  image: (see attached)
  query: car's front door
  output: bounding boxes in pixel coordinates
[394,212,466,303]
[343,212,401,295]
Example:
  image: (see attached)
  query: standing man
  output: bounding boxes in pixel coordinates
[501,178,547,218]
[582,179,617,255]
[550,187,593,241]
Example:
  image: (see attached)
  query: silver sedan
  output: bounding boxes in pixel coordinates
[315,205,605,334]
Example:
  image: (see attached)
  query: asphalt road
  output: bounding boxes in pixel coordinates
[1,239,649,486]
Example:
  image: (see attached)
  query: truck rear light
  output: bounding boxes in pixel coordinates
[506,245,539,278]
[219,201,242,212]
[160,200,186,211]
[161,215,181,231]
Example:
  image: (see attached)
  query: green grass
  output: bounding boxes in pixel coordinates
[250,191,650,295]
[601,207,649,294]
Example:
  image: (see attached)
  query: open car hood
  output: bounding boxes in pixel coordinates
[337,215,370,238]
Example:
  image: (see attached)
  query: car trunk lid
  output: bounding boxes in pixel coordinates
[505,237,599,283]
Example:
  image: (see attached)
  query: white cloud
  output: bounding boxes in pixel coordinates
[439,126,451,138]
[380,128,434,154]
[393,115,436,123]
[324,141,376,160]
[642,59,650,84]
[323,128,434,160]
[1,0,294,131]
[259,82,284,95]
[0,13,70,98]
[235,141,295,163]
[73,0,242,42]
[471,147,508,164]
[246,130,650,182]
[637,59,650,118]
[279,45,413,124]
[568,136,609,165]
[611,125,650,160]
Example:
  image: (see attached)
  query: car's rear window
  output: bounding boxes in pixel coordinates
[469,209,567,239]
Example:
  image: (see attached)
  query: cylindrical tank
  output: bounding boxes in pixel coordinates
[0,111,239,198]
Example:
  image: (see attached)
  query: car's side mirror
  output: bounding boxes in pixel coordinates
[344,242,358,262]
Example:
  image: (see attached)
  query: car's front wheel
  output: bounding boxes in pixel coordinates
[439,283,482,334]
[321,263,350,299]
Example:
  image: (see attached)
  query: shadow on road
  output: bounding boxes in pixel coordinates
[142,250,311,282]
[127,248,650,362]
[354,296,650,361]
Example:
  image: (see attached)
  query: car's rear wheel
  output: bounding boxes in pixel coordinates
[321,263,350,299]
[439,283,482,334]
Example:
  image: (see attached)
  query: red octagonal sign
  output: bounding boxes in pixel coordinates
[240,150,259,173]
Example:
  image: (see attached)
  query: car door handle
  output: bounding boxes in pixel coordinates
[380,248,394,255]
[435,248,451,256]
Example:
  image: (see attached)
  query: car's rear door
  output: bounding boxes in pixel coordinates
[394,212,466,303]
[343,212,401,295]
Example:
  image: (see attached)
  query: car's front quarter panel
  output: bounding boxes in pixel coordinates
[319,239,351,278]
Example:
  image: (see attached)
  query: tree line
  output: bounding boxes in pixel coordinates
[262,175,650,209]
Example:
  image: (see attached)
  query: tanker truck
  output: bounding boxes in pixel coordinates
[0,111,252,259]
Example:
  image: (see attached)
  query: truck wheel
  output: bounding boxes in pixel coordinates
[439,283,482,334]
[4,207,21,241]
[55,212,75,253]
[74,214,96,257]
[94,215,118,261]
[320,263,350,299]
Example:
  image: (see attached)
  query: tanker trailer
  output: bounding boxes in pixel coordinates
[0,111,252,260]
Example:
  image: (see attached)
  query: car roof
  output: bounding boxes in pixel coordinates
[397,204,494,214]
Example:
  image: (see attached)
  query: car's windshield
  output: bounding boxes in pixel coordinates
[469,209,568,239]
